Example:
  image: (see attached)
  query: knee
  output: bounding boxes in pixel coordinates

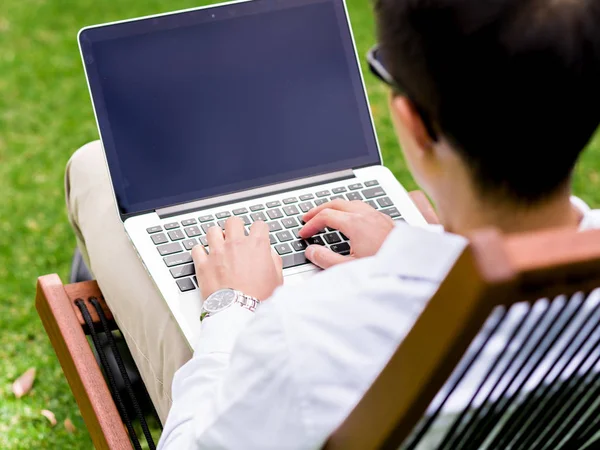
[65,140,108,211]
[66,140,105,184]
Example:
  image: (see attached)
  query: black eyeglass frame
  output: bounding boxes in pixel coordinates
[367,44,438,142]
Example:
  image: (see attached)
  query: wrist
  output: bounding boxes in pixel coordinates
[201,288,259,321]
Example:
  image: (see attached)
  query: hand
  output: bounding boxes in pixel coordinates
[192,217,283,300]
[299,200,395,269]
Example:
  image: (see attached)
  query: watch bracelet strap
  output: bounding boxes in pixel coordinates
[235,291,260,312]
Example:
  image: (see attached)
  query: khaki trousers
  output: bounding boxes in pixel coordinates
[65,141,192,423]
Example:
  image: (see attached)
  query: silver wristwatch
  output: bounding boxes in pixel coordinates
[201,288,259,321]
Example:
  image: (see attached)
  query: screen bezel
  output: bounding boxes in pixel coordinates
[78,0,383,221]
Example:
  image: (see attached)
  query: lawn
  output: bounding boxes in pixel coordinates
[0,0,599,448]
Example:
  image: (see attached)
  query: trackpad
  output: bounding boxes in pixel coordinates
[283,268,320,285]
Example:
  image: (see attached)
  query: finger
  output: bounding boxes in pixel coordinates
[299,209,353,238]
[191,244,208,266]
[302,199,370,223]
[224,217,245,241]
[249,219,269,240]
[271,248,283,272]
[206,225,225,251]
[305,245,354,269]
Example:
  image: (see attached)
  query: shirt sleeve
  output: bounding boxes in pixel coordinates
[158,297,307,450]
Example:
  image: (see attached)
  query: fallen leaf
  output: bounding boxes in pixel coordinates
[64,418,76,433]
[12,368,36,398]
[41,410,57,427]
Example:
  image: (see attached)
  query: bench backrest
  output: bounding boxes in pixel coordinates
[326,227,600,450]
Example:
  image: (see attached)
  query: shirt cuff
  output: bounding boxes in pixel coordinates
[194,304,256,355]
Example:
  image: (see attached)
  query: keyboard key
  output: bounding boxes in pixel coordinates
[330,195,344,201]
[170,263,195,279]
[157,242,183,256]
[268,221,282,232]
[193,276,198,287]
[291,240,308,252]
[201,223,218,234]
[292,228,302,239]
[299,201,314,213]
[324,232,342,244]
[330,242,351,255]
[274,243,293,255]
[233,207,248,215]
[365,180,379,187]
[240,215,251,226]
[182,239,198,251]
[199,215,214,223]
[332,187,347,194]
[164,222,180,230]
[176,278,196,292]
[348,183,363,190]
[251,212,268,222]
[250,204,265,212]
[276,231,294,242]
[377,197,394,208]
[216,212,231,219]
[381,207,402,219]
[267,208,284,220]
[346,192,363,201]
[282,217,298,229]
[340,232,349,241]
[151,233,168,245]
[185,226,202,237]
[299,194,315,201]
[217,220,227,230]
[269,234,277,245]
[147,226,162,234]
[283,205,299,216]
[316,190,330,198]
[366,200,378,209]
[181,219,197,227]
[282,252,308,269]
[362,187,386,199]
[267,201,282,208]
[199,236,209,246]
[283,197,297,204]
[164,252,193,267]
[315,199,329,206]
[168,230,185,241]
[306,236,326,246]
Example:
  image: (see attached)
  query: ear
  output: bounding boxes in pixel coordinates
[390,95,434,152]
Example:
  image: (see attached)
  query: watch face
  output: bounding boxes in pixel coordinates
[203,289,236,313]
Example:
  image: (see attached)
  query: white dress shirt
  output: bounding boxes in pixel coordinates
[159,199,600,450]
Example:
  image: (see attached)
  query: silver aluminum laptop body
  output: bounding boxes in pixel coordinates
[79,0,428,349]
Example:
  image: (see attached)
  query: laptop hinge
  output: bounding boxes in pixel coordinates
[156,169,356,219]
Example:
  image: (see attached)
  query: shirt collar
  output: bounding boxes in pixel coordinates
[376,196,595,282]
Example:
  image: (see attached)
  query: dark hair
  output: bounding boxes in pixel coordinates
[375,0,600,202]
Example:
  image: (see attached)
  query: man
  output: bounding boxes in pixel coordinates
[66,0,600,447]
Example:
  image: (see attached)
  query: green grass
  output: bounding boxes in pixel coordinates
[0,0,599,448]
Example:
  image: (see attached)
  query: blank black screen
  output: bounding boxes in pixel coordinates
[81,0,380,216]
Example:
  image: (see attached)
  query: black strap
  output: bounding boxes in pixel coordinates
[90,297,160,448]
[75,299,143,450]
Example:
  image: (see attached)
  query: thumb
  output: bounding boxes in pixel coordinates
[305,245,353,269]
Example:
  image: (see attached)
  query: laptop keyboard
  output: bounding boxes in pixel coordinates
[146,180,404,292]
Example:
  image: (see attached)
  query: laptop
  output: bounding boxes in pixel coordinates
[78,0,428,347]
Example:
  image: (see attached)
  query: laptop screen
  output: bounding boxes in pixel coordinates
[80,0,381,217]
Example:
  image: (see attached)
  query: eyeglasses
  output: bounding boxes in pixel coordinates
[367,44,438,141]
